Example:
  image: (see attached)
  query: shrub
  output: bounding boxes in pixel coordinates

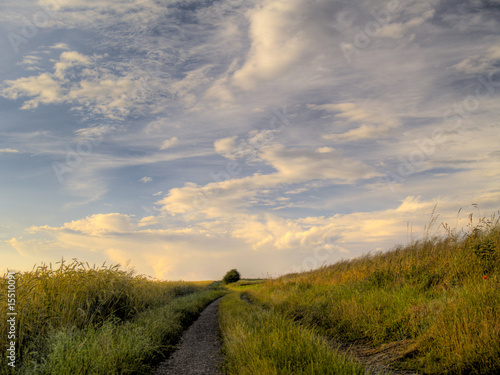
[223,269,241,285]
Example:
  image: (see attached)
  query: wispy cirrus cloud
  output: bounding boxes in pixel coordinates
[0,148,20,153]
[0,50,136,117]
[1,0,500,280]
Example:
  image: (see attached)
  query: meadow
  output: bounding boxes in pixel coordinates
[2,214,499,374]
[219,216,500,374]
[0,260,225,374]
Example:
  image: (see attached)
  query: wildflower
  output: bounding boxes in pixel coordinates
[483,275,488,280]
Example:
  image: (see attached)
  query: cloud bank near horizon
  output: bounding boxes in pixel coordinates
[1,0,499,280]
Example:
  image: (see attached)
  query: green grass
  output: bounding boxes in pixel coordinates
[240,220,500,374]
[3,216,499,374]
[0,259,224,374]
[219,292,370,374]
[22,290,224,374]
[226,278,266,290]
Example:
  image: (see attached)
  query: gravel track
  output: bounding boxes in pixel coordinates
[154,298,223,375]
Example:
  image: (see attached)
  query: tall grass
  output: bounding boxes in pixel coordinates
[219,292,370,375]
[244,219,500,374]
[0,259,222,374]
[21,290,225,374]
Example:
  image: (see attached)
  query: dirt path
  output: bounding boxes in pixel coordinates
[324,337,419,375]
[239,293,417,375]
[154,298,223,375]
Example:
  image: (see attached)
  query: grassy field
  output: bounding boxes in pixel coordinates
[223,218,500,374]
[219,292,370,374]
[3,215,499,374]
[0,260,225,374]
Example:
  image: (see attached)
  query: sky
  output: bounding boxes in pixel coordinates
[1,0,499,281]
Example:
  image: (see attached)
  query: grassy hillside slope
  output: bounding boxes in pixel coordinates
[233,219,500,374]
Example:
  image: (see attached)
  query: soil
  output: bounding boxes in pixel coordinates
[325,337,419,375]
[153,294,419,375]
[239,293,419,375]
[154,298,223,375]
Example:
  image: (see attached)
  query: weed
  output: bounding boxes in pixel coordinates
[239,219,500,373]
[0,259,223,374]
[219,293,370,374]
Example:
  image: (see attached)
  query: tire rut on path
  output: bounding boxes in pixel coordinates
[238,293,417,375]
[154,298,223,375]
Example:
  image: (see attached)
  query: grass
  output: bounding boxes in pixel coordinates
[0,259,224,374]
[238,217,500,374]
[226,278,266,290]
[3,214,499,374]
[219,292,370,375]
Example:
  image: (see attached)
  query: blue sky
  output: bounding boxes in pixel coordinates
[1,0,499,280]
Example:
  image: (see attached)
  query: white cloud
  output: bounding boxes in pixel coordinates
[309,103,372,121]
[232,0,341,89]
[452,45,500,74]
[160,137,178,150]
[18,55,42,66]
[2,0,500,281]
[54,51,91,79]
[138,216,159,227]
[157,140,379,221]
[140,176,153,183]
[15,212,251,279]
[50,43,70,50]
[35,0,165,31]
[285,187,308,195]
[203,77,236,108]
[379,10,435,39]
[29,213,137,237]
[317,147,334,153]
[260,143,379,182]
[74,123,117,140]
[214,136,238,158]
[168,65,211,108]
[14,194,497,278]
[0,51,138,118]
[1,73,65,109]
[310,102,399,142]
[67,77,134,118]
[0,148,19,153]
[441,9,499,33]
[324,124,393,142]
[42,0,114,10]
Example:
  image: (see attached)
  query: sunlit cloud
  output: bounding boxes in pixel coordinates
[1,0,499,280]
[160,137,178,150]
[0,148,19,153]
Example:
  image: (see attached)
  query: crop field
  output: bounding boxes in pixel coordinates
[0,260,225,374]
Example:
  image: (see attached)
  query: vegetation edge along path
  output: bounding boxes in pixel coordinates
[235,220,500,374]
[154,297,224,375]
[239,291,416,375]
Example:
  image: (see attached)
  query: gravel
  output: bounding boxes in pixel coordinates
[154,298,223,375]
